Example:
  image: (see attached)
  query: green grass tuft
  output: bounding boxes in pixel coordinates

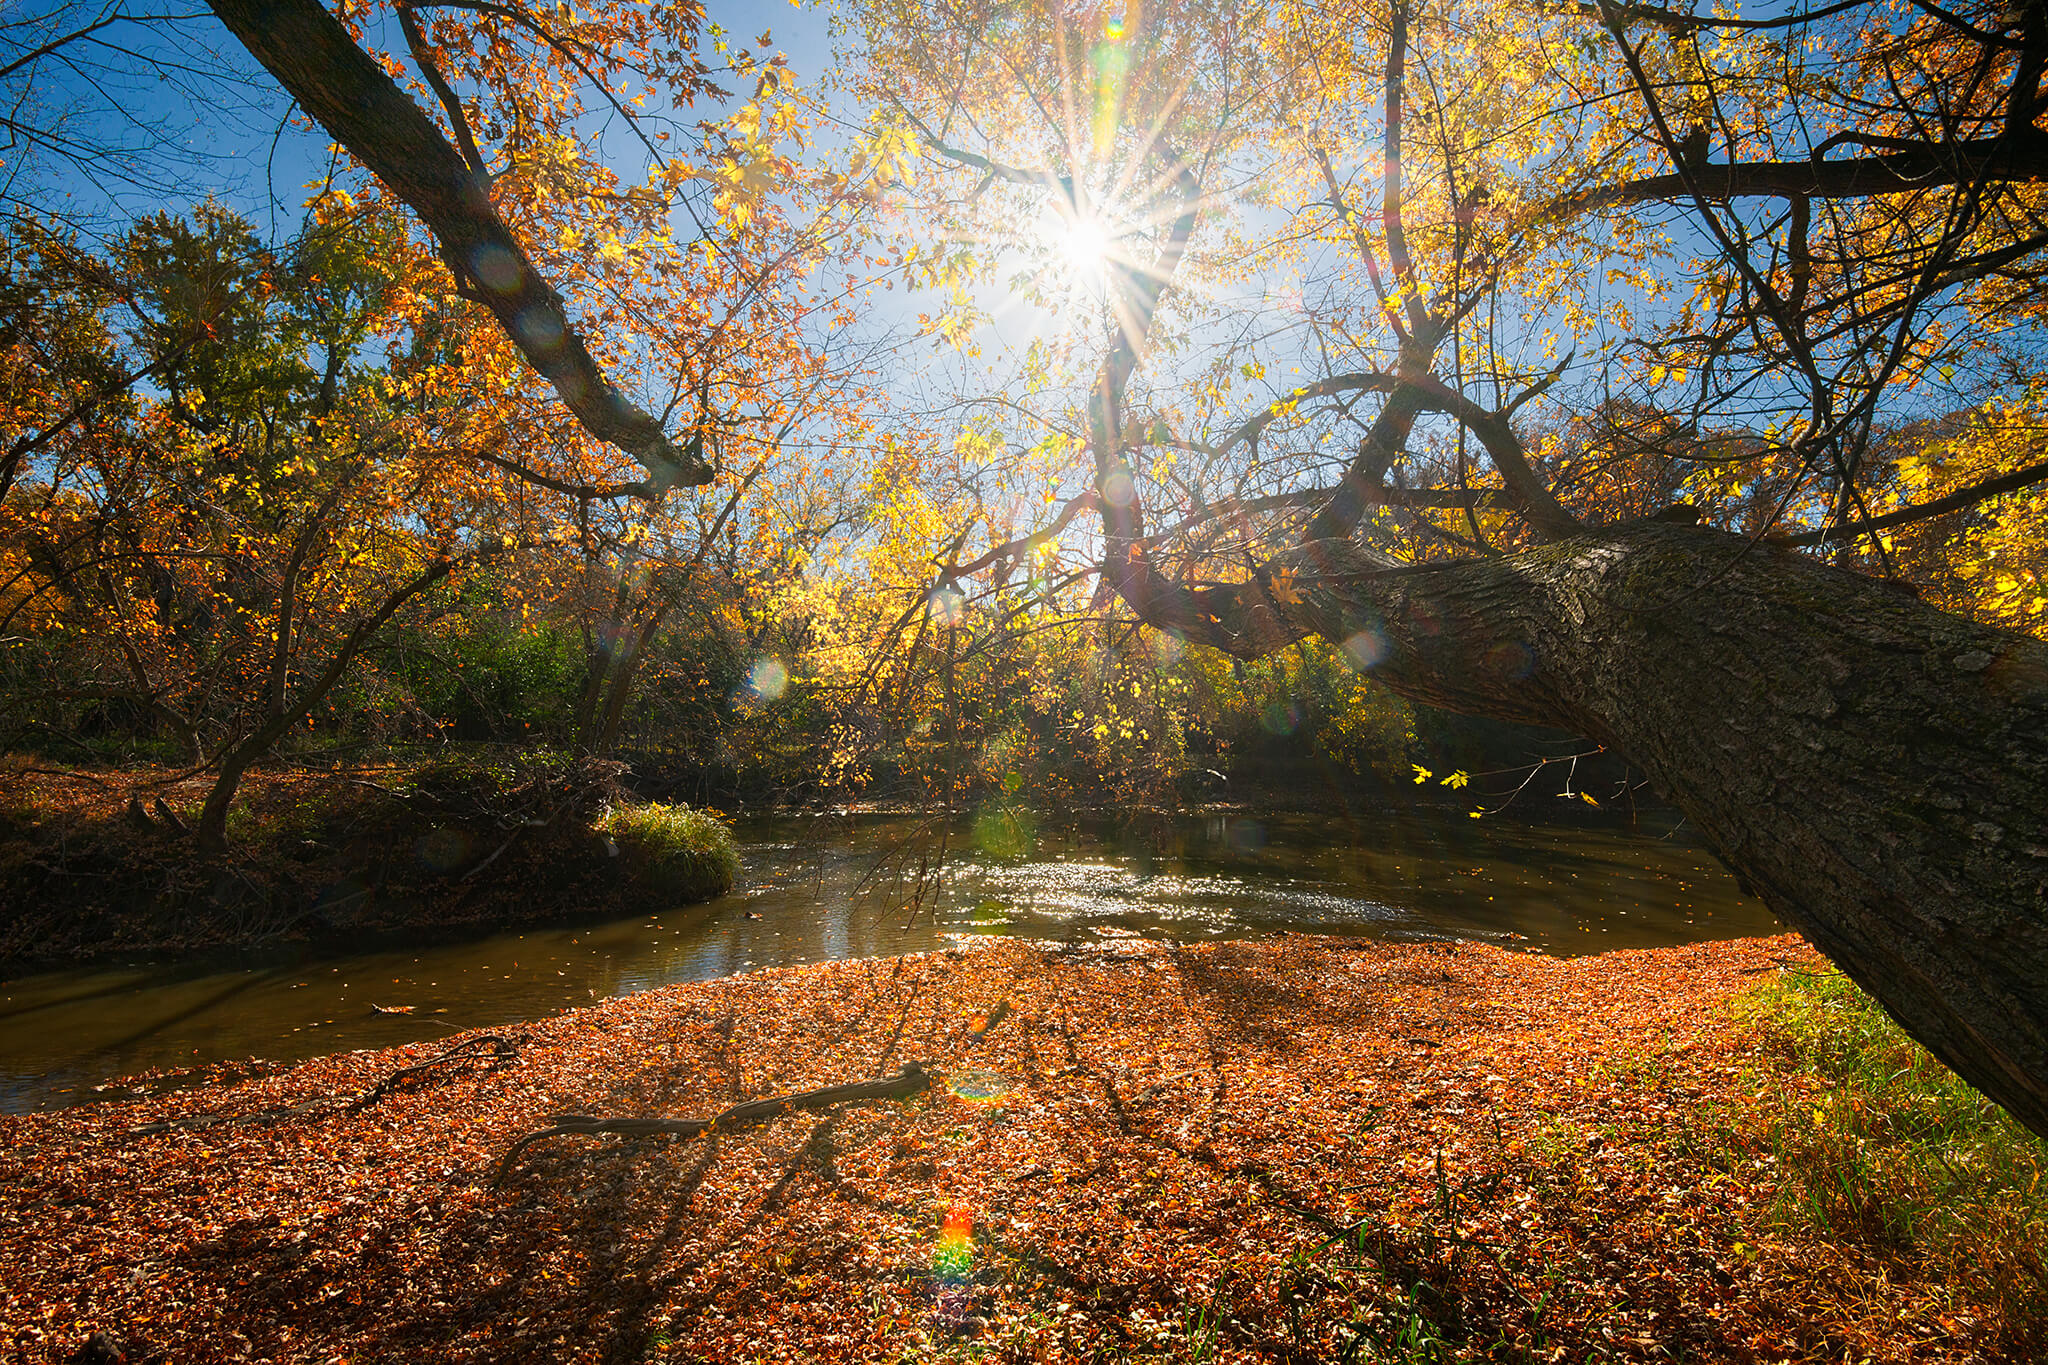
[1736,967,2048,1341]
[597,802,739,905]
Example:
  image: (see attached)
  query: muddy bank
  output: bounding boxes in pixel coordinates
[0,759,734,975]
[0,933,2026,1363]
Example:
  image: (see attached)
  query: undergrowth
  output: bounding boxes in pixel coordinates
[597,801,739,904]
[1735,968,2048,1344]
[0,754,713,968]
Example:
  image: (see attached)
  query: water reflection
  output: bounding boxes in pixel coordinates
[0,806,1776,1111]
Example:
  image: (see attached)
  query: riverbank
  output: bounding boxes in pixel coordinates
[0,758,736,975]
[4,934,2038,1363]
[1,757,1769,988]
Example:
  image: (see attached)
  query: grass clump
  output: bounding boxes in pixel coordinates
[1736,967,2048,1342]
[598,801,739,904]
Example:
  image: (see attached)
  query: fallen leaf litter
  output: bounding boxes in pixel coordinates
[0,934,2017,1362]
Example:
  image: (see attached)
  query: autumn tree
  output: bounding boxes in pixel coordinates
[822,0,2048,1138]
[0,200,573,852]
[187,0,2048,1131]
[0,0,908,861]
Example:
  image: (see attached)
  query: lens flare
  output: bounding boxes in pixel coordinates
[946,1067,1011,1104]
[746,657,788,701]
[1259,700,1302,736]
[416,827,475,872]
[1484,639,1535,679]
[1225,818,1267,854]
[1341,629,1389,670]
[928,585,966,626]
[934,1204,975,1278]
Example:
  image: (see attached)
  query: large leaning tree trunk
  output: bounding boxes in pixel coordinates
[1007,20,2048,1135]
[1246,522,2048,1133]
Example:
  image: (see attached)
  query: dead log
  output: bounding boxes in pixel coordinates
[493,1061,932,1186]
[346,1033,518,1111]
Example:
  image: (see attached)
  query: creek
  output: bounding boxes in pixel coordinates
[0,805,1778,1112]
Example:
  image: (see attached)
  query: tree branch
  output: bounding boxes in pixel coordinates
[1554,135,2048,215]
[1784,456,2048,544]
[395,2,491,181]
[948,490,1101,579]
[205,0,712,494]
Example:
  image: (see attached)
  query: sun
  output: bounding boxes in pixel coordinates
[1007,195,1144,321]
[1044,207,1116,285]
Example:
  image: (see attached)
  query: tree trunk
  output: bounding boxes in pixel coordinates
[196,739,264,860]
[1262,522,2048,1134]
[191,553,478,858]
[570,644,614,752]
[591,604,671,756]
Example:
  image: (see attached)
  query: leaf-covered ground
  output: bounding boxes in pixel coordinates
[0,935,2022,1363]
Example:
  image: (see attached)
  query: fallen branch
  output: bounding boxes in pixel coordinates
[347,1034,520,1111]
[493,1061,932,1186]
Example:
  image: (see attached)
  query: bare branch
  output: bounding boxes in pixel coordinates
[1784,456,2048,544]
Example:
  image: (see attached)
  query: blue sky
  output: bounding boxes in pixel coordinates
[7,1,849,237]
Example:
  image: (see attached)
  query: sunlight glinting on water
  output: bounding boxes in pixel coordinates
[0,809,1776,1112]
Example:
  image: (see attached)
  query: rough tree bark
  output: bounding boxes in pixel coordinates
[1235,522,2048,1134]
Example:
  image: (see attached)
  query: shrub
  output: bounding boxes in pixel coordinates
[398,749,622,822]
[597,802,739,904]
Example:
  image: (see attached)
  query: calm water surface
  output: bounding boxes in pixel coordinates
[0,807,1777,1112]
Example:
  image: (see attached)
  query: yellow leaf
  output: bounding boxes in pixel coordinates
[1267,566,1303,606]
